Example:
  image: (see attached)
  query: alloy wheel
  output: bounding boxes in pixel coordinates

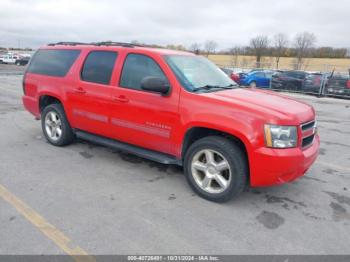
[191,149,232,194]
[44,111,62,141]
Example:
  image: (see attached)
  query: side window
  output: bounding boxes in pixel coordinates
[265,72,273,78]
[255,72,265,78]
[28,49,81,77]
[120,54,167,90]
[81,51,118,85]
[296,73,306,79]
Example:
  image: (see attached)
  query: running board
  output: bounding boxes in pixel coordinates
[75,130,182,166]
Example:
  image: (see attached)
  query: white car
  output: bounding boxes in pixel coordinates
[1,54,19,64]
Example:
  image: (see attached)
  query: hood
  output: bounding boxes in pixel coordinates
[203,88,315,124]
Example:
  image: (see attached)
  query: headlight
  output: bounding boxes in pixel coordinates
[264,125,298,148]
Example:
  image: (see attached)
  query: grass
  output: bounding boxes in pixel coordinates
[208,55,350,73]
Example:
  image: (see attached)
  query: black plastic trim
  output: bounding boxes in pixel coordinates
[75,130,182,166]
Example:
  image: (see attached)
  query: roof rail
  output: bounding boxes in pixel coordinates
[94,41,135,48]
[47,41,138,48]
[47,42,90,46]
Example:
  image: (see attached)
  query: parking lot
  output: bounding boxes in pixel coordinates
[0,64,350,256]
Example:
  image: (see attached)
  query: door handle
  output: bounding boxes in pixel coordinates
[112,95,129,103]
[73,87,86,94]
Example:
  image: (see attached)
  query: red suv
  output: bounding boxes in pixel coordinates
[22,42,319,202]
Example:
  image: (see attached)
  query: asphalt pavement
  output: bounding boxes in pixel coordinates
[0,65,349,256]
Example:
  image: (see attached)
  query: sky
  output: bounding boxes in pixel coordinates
[0,0,349,49]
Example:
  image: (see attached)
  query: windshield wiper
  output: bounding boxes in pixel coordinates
[193,84,237,92]
[221,84,238,89]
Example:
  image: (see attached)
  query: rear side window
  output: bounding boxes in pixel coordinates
[120,54,167,90]
[81,51,118,85]
[28,49,80,77]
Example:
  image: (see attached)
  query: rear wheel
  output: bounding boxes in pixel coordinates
[41,103,75,146]
[249,81,257,88]
[184,136,248,202]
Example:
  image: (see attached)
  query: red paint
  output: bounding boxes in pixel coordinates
[230,73,240,83]
[22,44,319,187]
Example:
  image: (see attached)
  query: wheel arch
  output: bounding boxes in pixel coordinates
[181,126,251,185]
[182,125,251,171]
[38,94,63,113]
[181,126,249,157]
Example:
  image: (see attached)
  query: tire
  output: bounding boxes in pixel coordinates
[16,62,20,66]
[41,103,75,146]
[249,81,257,88]
[184,136,248,203]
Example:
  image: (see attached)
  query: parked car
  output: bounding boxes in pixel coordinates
[326,73,350,96]
[1,53,20,64]
[239,70,274,88]
[249,68,265,73]
[22,42,319,202]
[302,73,323,93]
[271,70,308,91]
[220,67,240,83]
[15,56,30,66]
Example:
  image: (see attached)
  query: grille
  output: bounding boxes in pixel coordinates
[301,120,316,148]
[301,120,315,131]
[302,134,315,147]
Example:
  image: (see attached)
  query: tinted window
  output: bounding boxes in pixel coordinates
[120,54,167,90]
[28,49,80,77]
[296,73,306,79]
[81,51,117,85]
[285,72,296,77]
[286,71,306,79]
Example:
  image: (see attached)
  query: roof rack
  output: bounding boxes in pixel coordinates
[47,42,90,46]
[94,41,136,47]
[47,41,138,48]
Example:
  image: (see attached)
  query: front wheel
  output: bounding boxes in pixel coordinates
[184,136,248,202]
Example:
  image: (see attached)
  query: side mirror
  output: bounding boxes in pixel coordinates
[141,76,170,95]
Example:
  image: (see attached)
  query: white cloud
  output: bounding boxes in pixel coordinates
[0,0,349,48]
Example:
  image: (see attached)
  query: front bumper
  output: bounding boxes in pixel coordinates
[326,88,350,96]
[250,134,320,186]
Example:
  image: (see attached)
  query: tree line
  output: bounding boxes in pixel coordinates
[188,32,349,69]
[137,32,348,70]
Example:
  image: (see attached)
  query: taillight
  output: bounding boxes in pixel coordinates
[346,80,350,89]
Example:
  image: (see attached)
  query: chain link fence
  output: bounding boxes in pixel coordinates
[218,63,350,99]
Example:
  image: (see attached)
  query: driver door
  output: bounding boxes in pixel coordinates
[109,53,180,155]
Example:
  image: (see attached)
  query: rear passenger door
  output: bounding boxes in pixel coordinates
[109,53,180,155]
[68,50,117,137]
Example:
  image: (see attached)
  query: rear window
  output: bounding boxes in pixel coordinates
[28,49,80,77]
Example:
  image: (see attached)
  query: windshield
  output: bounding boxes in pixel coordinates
[165,55,236,92]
